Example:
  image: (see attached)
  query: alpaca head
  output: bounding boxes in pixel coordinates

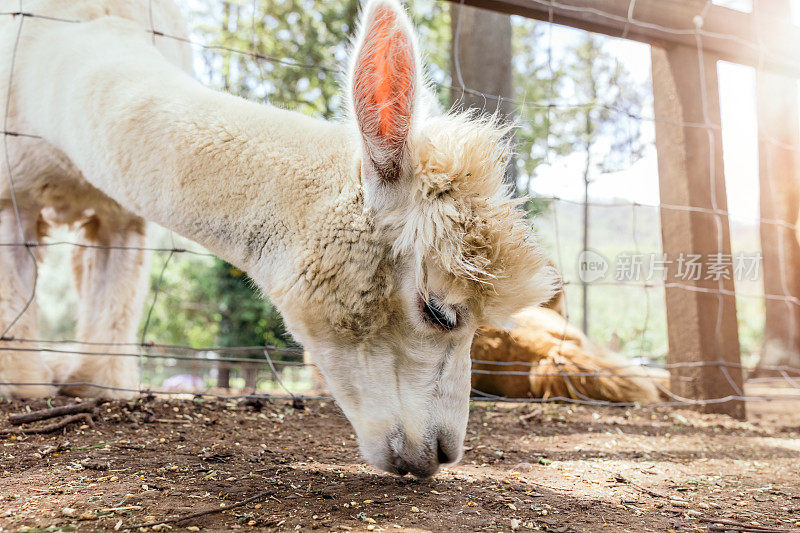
[286,0,556,478]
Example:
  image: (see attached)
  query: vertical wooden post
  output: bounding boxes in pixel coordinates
[755,0,800,376]
[449,3,513,118]
[217,361,231,389]
[243,361,259,391]
[651,45,746,418]
[449,3,516,187]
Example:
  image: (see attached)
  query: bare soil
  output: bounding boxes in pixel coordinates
[1,393,799,532]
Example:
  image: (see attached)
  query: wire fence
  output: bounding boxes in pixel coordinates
[2,0,800,412]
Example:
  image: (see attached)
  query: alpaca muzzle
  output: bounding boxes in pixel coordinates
[379,427,462,478]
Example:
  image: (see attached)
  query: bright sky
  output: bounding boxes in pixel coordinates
[529,0,800,225]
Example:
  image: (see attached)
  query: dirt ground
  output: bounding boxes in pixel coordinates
[1,392,799,532]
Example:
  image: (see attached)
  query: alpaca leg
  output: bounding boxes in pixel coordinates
[0,205,55,398]
[60,214,151,399]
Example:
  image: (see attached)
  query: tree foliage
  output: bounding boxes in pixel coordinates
[190,0,359,118]
[188,0,450,117]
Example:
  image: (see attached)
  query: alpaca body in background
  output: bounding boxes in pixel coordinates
[0,0,555,477]
[471,307,667,404]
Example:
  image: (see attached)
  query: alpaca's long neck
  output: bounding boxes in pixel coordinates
[15,17,358,284]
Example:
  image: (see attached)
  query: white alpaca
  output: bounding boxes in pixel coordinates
[0,0,555,477]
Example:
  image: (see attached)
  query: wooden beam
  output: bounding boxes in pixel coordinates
[651,44,745,419]
[442,0,800,77]
[755,0,800,376]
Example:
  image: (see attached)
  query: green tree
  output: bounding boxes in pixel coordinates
[142,253,295,388]
[210,260,293,387]
[190,0,360,118]
[213,262,289,349]
[141,253,220,349]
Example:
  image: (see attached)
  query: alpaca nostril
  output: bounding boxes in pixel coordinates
[437,440,454,465]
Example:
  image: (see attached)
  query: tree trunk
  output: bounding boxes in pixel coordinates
[582,111,592,334]
[582,163,590,333]
[450,3,516,189]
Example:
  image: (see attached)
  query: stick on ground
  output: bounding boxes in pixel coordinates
[1,412,95,435]
[8,399,99,425]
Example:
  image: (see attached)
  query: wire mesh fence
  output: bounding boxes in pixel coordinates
[2,0,800,413]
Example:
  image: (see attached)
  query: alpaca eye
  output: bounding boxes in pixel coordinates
[420,295,458,331]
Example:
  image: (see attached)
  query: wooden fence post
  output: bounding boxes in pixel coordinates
[449,3,513,119]
[754,0,800,376]
[651,45,746,419]
[449,3,516,188]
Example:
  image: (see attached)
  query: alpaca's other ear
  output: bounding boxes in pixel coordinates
[351,0,418,183]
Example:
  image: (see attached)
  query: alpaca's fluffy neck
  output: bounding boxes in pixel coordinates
[16,17,360,291]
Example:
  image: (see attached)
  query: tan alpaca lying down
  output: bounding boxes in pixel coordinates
[471,307,667,404]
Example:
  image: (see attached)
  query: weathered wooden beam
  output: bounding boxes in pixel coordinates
[442,0,800,78]
[651,44,745,419]
[755,0,800,376]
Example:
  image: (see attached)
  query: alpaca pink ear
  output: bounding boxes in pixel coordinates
[351,0,418,183]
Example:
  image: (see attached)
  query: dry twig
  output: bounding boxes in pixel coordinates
[9,399,99,425]
[0,412,95,435]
